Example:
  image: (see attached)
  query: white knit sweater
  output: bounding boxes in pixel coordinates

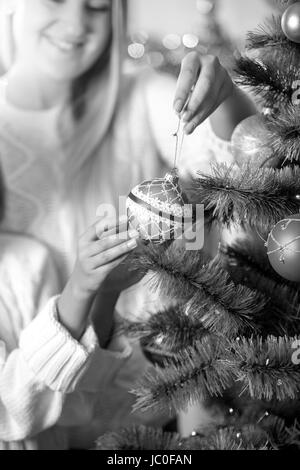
[0,70,234,449]
[0,233,166,449]
[0,69,233,322]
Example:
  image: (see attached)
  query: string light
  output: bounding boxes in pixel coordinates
[257,411,270,424]
[155,334,164,346]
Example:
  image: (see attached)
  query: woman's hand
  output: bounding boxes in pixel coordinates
[100,255,145,294]
[57,216,139,340]
[71,216,139,299]
[174,52,235,135]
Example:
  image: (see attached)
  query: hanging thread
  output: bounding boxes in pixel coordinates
[172,90,193,169]
[173,117,185,169]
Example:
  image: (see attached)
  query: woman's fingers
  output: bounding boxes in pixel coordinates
[175,52,234,135]
[99,219,129,239]
[95,215,129,240]
[182,55,219,122]
[80,215,128,243]
[183,66,227,134]
[91,237,138,269]
[85,229,139,258]
[96,254,129,276]
[173,52,201,114]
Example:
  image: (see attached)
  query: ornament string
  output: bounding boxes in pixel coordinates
[172,90,193,169]
[173,118,185,169]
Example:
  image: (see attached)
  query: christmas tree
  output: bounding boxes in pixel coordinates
[95,0,300,451]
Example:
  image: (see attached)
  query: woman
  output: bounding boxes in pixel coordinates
[0,0,255,448]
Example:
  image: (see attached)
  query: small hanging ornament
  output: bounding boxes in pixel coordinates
[281,3,300,44]
[127,109,194,245]
[266,214,300,282]
[231,115,279,168]
[127,169,193,245]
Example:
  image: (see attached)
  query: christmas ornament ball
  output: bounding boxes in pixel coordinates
[126,170,193,245]
[231,115,276,168]
[281,3,300,44]
[267,214,300,283]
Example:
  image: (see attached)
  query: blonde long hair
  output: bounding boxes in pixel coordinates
[0,0,127,172]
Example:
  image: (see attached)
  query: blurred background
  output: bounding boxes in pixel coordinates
[0,0,286,76]
[125,0,282,75]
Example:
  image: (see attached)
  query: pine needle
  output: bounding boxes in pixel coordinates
[122,304,211,353]
[224,336,300,401]
[134,242,269,337]
[187,425,270,450]
[234,57,297,108]
[94,425,184,450]
[132,338,234,414]
[132,243,208,300]
[190,164,300,233]
[265,105,300,164]
[220,242,300,335]
[186,261,268,337]
[246,15,300,55]
[93,418,300,451]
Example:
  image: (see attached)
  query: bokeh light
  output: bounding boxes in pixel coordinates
[162,34,181,50]
[182,34,199,48]
[128,43,145,59]
[196,0,214,14]
[130,30,149,45]
[146,51,165,68]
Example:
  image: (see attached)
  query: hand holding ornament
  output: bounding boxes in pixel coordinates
[173,52,235,135]
[57,216,140,340]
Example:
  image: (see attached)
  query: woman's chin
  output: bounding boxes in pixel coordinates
[39,62,85,82]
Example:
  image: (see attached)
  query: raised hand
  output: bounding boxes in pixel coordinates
[174,52,234,135]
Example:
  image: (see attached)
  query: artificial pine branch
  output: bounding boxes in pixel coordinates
[221,239,300,294]
[264,105,300,165]
[246,15,300,55]
[93,418,300,451]
[134,244,269,337]
[190,415,300,450]
[93,425,184,451]
[220,242,300,336]
[262,415,300,449]
[122,304,211,353]
[187,269,267,338]
[187,425,270,450]
[234,56,297,108]
[224,336,300,401]
[132,243,208,301]
[190,164,300,233]
[132,338,233,414]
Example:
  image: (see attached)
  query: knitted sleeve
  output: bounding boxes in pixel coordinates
[0,236,133,442]
[0,295,96,441]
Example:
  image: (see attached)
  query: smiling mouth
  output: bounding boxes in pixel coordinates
[45,35,85,54]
